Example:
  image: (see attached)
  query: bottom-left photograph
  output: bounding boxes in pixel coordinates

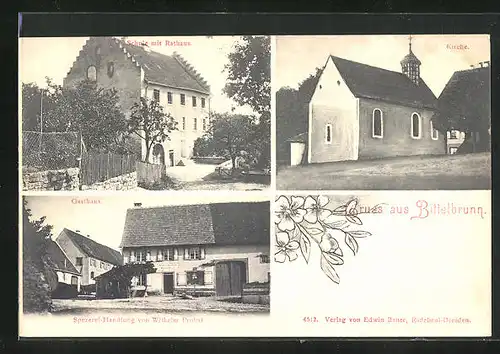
[20,194,271,323]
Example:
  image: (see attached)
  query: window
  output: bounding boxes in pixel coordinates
[185,247,204,260]
[90,259,96,267]
[134,250,147,262]
[100,261,104,269]
[95,46,101,56]
[107,62,114,78]
[201,98,206,108]
[325,124,332,144]
[202,118,207,131]
[411,113,421,139]
[86,65,97,81]
[186,271,205,285]
[192,96,197,107]
[137,273,147,286]
[180,94,186,105]
[430,121,439,140]
[90,271,95,279]
[193,118,198,131]
[372,109,383,138]
[76,257,83,266]
[260,254,270,263]
[449,130,458,139]
[449,147,458,155]
[167,92,173,104]
[182,117,186,130]
[153,89,160,102]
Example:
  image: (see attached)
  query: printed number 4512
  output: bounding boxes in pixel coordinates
[303,317,318,323]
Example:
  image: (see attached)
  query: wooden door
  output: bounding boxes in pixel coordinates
[169,150,175,166]
[163,273,174,294]
[215,261,246,296]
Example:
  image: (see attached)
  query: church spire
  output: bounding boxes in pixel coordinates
[401,35,422,85]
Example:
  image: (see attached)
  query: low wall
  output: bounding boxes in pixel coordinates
[192,156,227,165]
[242,282,270,305]
[81,172,137,191]
[22,167,80,191]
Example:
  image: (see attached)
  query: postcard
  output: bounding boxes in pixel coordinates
[20,193,271,337]
[275,35,491,190]
[19,36,271,192]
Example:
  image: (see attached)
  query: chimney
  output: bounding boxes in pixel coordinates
[479,62,484,68]
[134,202,142,207]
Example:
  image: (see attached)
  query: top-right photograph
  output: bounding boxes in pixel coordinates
[275,35,491,190]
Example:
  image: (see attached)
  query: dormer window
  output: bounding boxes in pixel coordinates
[411,113,421,139]
[86,65,97,82]
[372,109,383,138]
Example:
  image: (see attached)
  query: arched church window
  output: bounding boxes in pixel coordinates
[411,113,421,139]
[372,109,383,138]
[87,65,97,81]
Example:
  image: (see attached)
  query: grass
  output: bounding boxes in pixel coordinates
[277,153,491,190]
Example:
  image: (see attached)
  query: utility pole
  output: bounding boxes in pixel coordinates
[39,89,44,159]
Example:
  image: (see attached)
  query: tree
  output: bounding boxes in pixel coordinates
[199,113,257,171]
[128,97,178,163]
[22,200,56,313]
[223,36,271,168]
[223,36,271,116]
[22,78,133,153]
[275,67,323,164]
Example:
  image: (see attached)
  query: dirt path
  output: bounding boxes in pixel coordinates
[52,296,269,313]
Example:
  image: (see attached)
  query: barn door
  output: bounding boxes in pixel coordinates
[215,263,231,296]
[229,262,244,296]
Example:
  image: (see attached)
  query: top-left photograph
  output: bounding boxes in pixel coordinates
[20,36,271,191]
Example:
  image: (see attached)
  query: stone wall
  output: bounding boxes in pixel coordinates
[242,282,270,305]
[23,168,80,191]
[81,172,137,191]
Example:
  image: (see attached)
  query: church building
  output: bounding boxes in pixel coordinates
[63,37,211,166]
[289,38,446,166]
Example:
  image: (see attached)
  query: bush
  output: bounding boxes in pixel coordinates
[138,175,178,190]
[23,259,52,313]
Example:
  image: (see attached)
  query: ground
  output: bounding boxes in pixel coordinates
[50,295,269,314]
[277,153,491,190]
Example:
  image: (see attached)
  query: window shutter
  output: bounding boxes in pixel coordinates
[204,271,213,284]
[174,248,179,261]
[200,247,205,260]
[177,272,187,286]
[146,251,151,262]
[184,248,189,260]
[124,256,129,264]
[157,250,163,261]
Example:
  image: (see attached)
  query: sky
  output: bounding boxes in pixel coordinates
[19,36,255,116]
[23,194,269,251]
[275,35,490,97]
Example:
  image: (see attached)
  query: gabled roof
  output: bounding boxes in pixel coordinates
[328,55,437,109]
[61,228,123,266]
[120,202,270,248]
[433,66,490,130]
[45,240,80,275]
[112,37,210,94]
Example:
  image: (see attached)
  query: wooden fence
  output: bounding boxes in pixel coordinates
[136,161,165,186]
[81,152,136,186]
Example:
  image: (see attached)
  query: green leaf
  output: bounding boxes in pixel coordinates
[322,252,344,265]
[345,233,359,255]
[349,231,372,238]
[320,254,341,284]
[299,234,311,264]
[305,227,324,236]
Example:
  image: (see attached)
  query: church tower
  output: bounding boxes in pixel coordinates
[401,35,422,86]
